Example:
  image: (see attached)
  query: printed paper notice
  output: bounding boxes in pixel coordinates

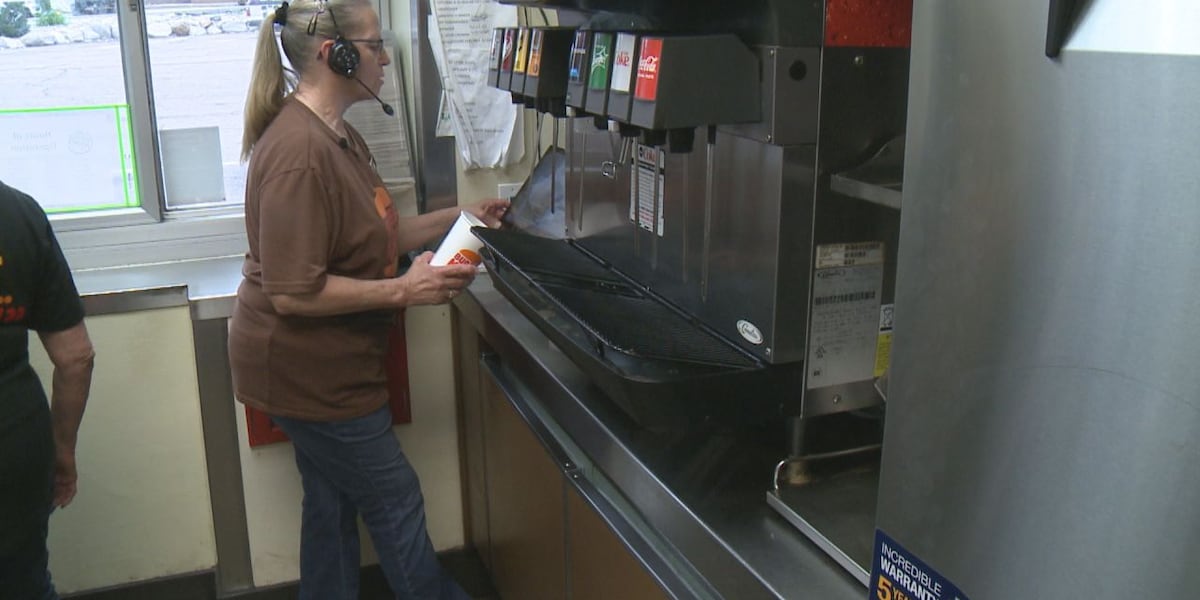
[435,92,454,138]
[428,0,522,169]
[0,106,139,212]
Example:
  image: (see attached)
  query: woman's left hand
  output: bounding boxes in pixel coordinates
[465,198,511,228]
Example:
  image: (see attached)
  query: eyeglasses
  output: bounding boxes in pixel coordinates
[306,5,385,54]
[343,38,386,54]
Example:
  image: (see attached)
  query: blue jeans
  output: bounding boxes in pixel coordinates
[271,405,470,600]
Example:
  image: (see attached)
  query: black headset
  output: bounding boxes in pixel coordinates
[304,1,394,116]
[308,4,359,77]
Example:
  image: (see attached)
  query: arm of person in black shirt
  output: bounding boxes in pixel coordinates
[38,321,95,508]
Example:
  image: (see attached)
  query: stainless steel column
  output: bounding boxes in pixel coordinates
[409,0,458,213]
[879,1,1200,598]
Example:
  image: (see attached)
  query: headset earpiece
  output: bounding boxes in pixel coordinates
[327,34,360,77]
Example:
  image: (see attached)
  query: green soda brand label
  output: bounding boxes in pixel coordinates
[589,33,613,90]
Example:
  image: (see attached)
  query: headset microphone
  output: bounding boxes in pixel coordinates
[354,77,394,116]
[317,7,394,117]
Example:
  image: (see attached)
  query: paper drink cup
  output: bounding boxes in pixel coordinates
[431,210,487,266]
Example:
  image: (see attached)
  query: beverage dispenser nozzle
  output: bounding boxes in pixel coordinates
[632,128,693,153]
[617,122,641,138]
[639,129,667,147]
[667,128,694,154]
[530,27,574,117]
[618,137,633,165]
[627,35,760,139]
[550,116,559,214]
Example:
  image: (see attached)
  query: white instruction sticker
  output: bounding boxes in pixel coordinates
[815,241,885,269]
[629,143,665,235]
[807,242,885,389]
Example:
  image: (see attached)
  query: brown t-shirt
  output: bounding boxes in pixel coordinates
[229,97,401,421]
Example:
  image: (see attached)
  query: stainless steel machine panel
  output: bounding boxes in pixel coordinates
[878,1,1200,598]
[705,137,815,363]
[567,122,818,365]
[566,119,629,239]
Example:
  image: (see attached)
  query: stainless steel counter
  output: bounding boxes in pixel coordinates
[456,274,864,600]
[73,255,243,320]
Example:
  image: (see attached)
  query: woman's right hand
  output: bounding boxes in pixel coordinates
[399,251,478,305]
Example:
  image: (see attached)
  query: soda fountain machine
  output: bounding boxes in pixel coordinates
[480,0,912,585]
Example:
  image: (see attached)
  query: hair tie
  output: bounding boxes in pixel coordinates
[274,1,289,26]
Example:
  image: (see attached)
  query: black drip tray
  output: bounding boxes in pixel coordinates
[480,225,622,284]
[543,283,753,366]
[474,228,799,430]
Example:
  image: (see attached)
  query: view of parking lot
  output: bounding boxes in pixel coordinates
[0,4,266,208]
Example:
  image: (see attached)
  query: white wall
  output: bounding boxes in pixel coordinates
[30,307,217,594]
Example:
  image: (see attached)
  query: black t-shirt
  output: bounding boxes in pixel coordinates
[0,181,85,429]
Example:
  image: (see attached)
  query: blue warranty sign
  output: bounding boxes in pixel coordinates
[868,530,970,600]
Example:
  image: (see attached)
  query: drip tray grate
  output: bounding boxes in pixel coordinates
[476,228,755,368]
[542,283,754,367]
[478,226,621,285]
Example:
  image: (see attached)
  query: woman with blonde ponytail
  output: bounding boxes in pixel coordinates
[229,1,507,598]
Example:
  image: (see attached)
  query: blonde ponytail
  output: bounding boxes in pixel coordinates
[240,8,295,161]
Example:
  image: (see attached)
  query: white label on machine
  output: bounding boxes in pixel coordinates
[807,242,885,389]
[610,33,637,93]
[629,143,665,235]
[814,241,885,269]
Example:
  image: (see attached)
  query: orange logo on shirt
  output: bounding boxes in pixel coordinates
[0,254,27,323]
[374,187,399,277]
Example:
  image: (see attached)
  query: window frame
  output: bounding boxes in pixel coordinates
[53,0,163,232]
[51,0,390,270]
[52,0,249,268]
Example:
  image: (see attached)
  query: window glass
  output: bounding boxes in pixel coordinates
[145,6,263,210]
[0,11,137,214]
[0,1,263,215]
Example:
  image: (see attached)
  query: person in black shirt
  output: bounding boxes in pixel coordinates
[0,181,95,600]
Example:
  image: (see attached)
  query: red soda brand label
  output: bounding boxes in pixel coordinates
[502,30,515,70]
[634,38,663,102]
